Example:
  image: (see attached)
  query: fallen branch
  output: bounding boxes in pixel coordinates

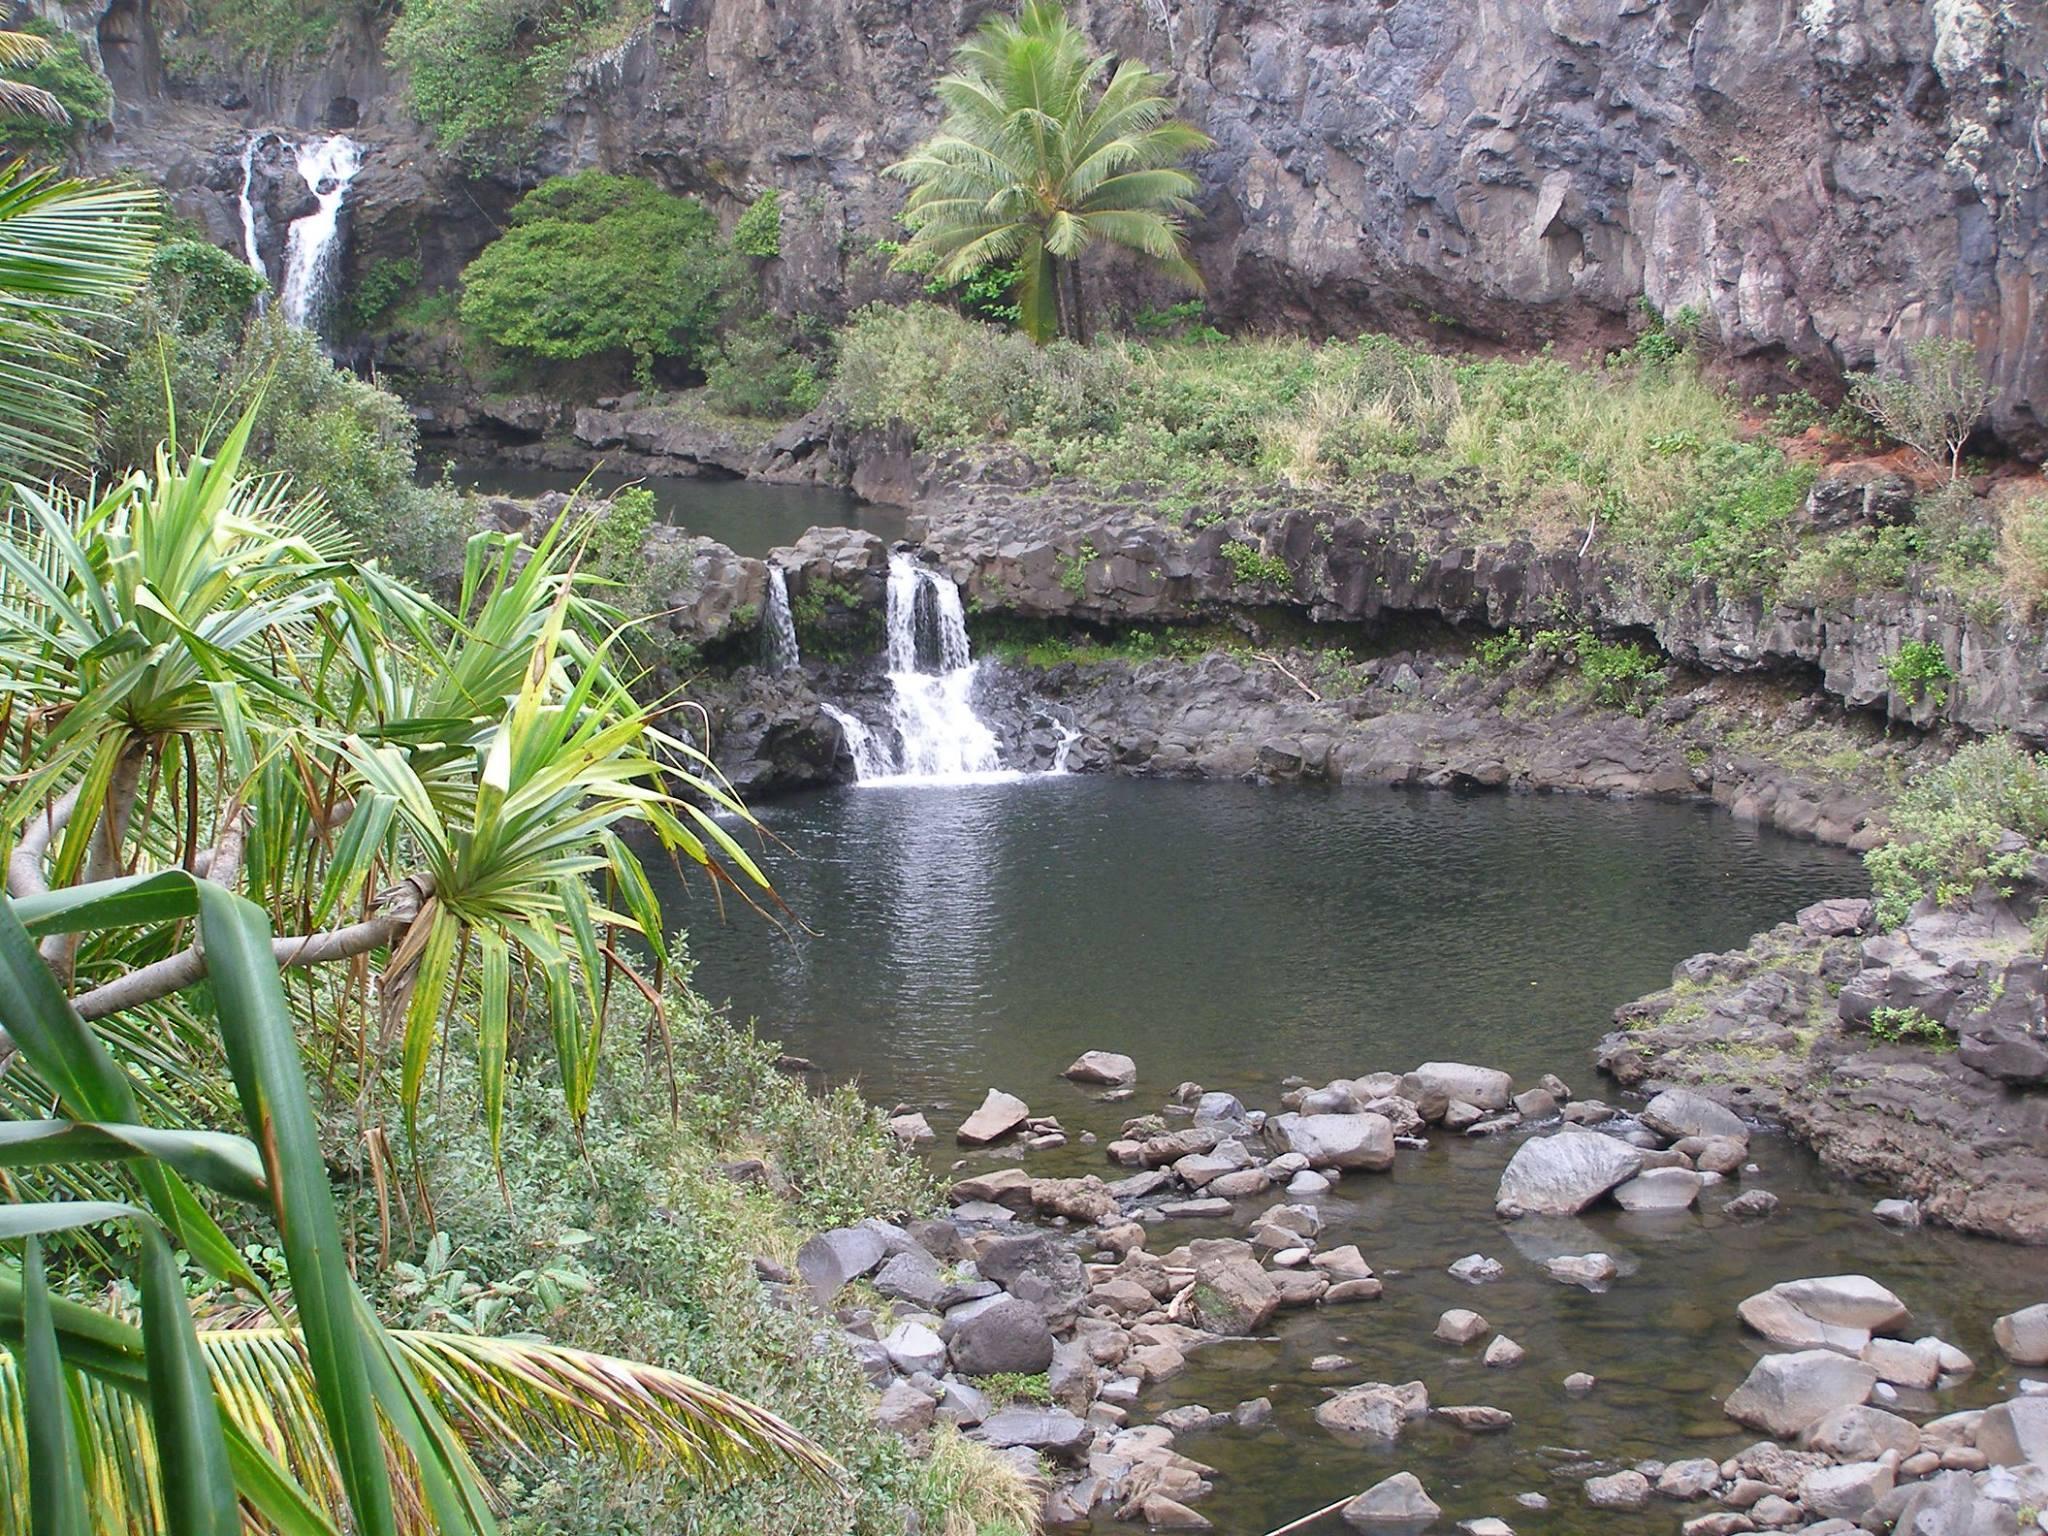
[1263,1494,1352,1536]
[1254,652,1322,703]
[69,874,435,1022]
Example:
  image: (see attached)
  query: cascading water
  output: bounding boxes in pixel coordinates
[874,553,1010,783]
[821,704,889,779]
[277,135,364,336]
[237,133,272,297]
[761,567,801,673]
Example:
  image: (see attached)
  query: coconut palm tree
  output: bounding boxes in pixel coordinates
[0,416,828,1532]
[0,30,69,125]
[887,0,1210,343]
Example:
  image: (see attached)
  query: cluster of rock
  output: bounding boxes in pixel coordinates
[1493,1085,1761,1222]
[1592,1280,2048,1534]
[1603,890,2048,1243]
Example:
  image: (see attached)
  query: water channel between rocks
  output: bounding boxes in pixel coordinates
[661,774,2048,1535]
[430,460,908,557]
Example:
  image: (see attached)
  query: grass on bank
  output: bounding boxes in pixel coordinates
[351,982,1038,1536]
[827,303,2046,613]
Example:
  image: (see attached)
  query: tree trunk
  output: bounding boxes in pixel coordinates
[1064,259,1089,344]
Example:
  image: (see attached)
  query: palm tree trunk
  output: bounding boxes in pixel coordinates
[1063,260,1089,344]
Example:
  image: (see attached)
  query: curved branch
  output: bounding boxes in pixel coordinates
[69,875,436,1023]
[6,781,82,899]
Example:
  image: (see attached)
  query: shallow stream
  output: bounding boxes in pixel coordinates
[665,769,2048,1533]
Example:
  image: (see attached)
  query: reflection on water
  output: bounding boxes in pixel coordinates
[430,459,909,557]
[655,780,2048,1534]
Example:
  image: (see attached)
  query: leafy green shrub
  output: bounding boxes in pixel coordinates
[344,255,423,333]
[460,174,732,383]
[168,0,349,66]
[703,318,823,419]
[1886,640,1956,708]
[1058,539,1097,595]
[1868,1006,1954,1050]
[147,239,266,333]
[731,189,782,259]
[1221,538,1289,589]
[0,21,112,159]
[973,1372,1052,1406]
[388,0,627,169]
[1474,630,1526,670]
[1849,337,1992,481]
[1659,442,1813,595]
[583,485,658,589]
[1782,525,1919,601]
[1864,737,2048,927]
[1531,627,1664,711]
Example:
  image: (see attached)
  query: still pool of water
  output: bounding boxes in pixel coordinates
[431,460,909,557]
[661,780,2048,1534]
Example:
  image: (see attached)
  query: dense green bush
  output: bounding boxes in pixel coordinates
[344,254,422,333]
[704,318,824,418]
[373,989,1036,1536]
[1865,737,2048,927]
[0,21,112,159]
[388,0,626,169]
[460,173,732,383]
[731,189,782,259]
[147,238,267,332]
[94,267,467,589]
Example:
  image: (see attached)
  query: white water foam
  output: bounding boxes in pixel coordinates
[278,135,364,336]
[762,567,802,673]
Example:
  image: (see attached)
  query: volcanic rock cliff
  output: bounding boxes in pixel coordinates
[55,0,2048,451]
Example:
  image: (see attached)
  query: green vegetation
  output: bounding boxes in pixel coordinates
[389,0,629,169]
[731,189,783,259]
[1868,1006,1955,1050]
[828,306,1824,597]
[344,253,423,333]
[94,262,469,590]
[0,415,827,1530]
[1864,737,2048,927]
[1530,627,1665,711]
[167,0,349,67]
[1849,337,1992,482]
[1221,538,1289,589]
[0,21,111,159]
[1999,497,2048,615]
[973,1371,1052,1406]
[1472,631,1527,670]
[1058,539,1098,594]
[460,173,732,384]
[1885,639,1956,708]
[0,160,157,480]
[704,316,825,418]
[886,0,1208,342]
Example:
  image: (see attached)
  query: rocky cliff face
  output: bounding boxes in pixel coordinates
[58,0,2048,450]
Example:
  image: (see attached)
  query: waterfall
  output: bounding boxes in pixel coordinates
[762,568,801,673]
[1049,721,1081,774]
[277,135,364,337]
[822,704,888,779]
[237,133,271,298]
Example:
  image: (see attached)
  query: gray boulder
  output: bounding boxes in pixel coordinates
[1612,1167,1704,1211]
[1062,1049,1137,1085]
[1342,1471,1441,1530]
[1316,1381,1430,1440]
[1724,1350,1878,1438]
[1995,1303,2048,1366]
[875,1378,936,1434]
[1407,1062,1513,1111]
[957,1088,1030,1144]
[1271,1111,1397,1171]
[1768,1275,1912,1333]
[796,1225,887,1305]
[978,1233,1086,1328]
[948,1298,1056,1375]
[1495,1131,1644,1216]
[1977,1396,2048,1467]
[1640,1088,1748,1141]
[873,1247,947,1310]
[972,1405,1094,1461]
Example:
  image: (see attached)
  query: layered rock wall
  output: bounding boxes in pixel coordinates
[62,0,2048,450]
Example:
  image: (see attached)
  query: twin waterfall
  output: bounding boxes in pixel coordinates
[796,552,1024,787]
[237,131,364,341]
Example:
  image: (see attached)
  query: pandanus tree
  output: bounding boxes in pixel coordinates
[887,0,1210,343]
[0,416,836,1530]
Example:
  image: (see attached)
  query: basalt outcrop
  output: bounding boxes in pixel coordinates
[55,0,2048,451]
[1599,878,2048,1243]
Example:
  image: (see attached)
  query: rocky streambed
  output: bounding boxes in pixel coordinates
[780,1047,2048,1534]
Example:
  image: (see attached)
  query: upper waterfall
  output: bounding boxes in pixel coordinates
[278,135,364,338]
[762,567,801,673]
